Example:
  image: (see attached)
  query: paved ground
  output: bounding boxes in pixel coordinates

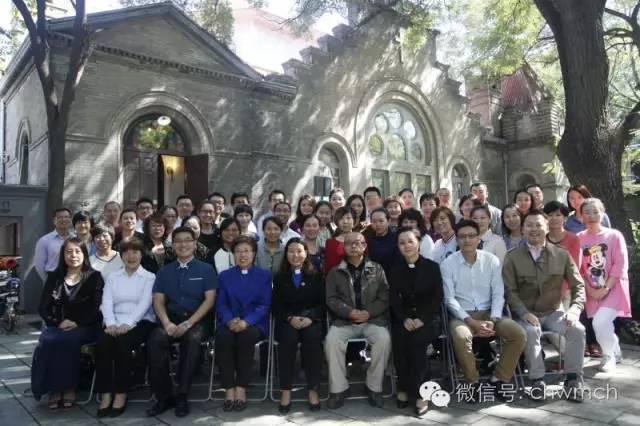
[1,316,639,425]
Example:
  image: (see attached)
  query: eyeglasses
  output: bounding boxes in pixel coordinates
[457,233,479,240]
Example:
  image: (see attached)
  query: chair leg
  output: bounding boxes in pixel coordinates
[78,370,96,405]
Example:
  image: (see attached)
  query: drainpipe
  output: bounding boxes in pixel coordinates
[1,99,5,184]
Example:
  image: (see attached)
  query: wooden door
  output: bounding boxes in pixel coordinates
[123,150,158,207]
[184,154,209,203]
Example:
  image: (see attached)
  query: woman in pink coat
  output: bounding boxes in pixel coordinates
[577,198,632,373]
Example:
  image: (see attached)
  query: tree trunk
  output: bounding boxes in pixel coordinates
[46,124,66,213]
[534,0,634,242]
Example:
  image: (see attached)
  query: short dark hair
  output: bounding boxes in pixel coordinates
[526,183,542,192]
[176,195,193,204]
[430,206,456,228]
[72,210,95,227]
[263,216,284,231]
[333,206,356,235]
[370,207,389,220]
[230,192,250,205]
[120,207,136,219]
[234,204,254,219]
[269,189,286,201]
[144,212,170,239]
[53,207,72,217]
[523,208,547,223]
[197,200,216,212]
[208,191,226,203]
[470,204,491,218]
[300,214,320,229]
[513,189,533,205]
[171,226,196,241]
[458,194,481,215]
[470,182,487,191]
[274,201,292,213]
[329,188,344,198]
[398,208,427,236]
[231,234,257,254]
[396,225,421,242]
[91,223,115,240]
[543,200,570,217]
[160,205,178,216]
[103,201,121,210]
[455,219,480,235]
[398,187,414,196]
[313,200,332,213]
[364,186,382,198]
[383,196,403,210]
[135,197,154,208]
[217,217,241,238]
[419,192,439,207]
[119,237,144,255]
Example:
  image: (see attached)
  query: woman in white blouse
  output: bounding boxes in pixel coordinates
[89,224,124,281]
[471,205,507,264]
[214,218,240,274]
[94,238,155,418]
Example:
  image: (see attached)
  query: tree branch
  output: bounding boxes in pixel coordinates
[632,0,640,23]
[12,0,38,39]
[605,7,632,23]
[59,0,89,122]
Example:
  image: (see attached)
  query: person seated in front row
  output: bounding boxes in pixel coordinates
[503,210,586,402]
[324,232,391,409]
[272,238,325,413]
[32,237,104,410]
[441,220,526,402]
[216,236,272,412]
[146,227,217,418]
[389,227,443,416]
[95,238,155,418]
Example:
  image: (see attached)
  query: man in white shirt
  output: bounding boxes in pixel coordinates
[176,195,194,226]
[272,201,300,243]
[34,207,73,280]
[441,220,525,401]
[256,189,286,238]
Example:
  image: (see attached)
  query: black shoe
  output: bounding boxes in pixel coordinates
[223,399,234,412]
[110,400,127,418]
[146,397,175,417]
[366,388,383,408]
[175,394,189,417]
[96,406,111,418]
[278,403,291,414]
[414,400,429,416]
[528,379,546,402]
[326,392,346,409]
[308,401,321,412]
[233,399,247,412]
[492,380,513,402]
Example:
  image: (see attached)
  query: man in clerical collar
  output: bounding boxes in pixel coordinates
[503,210,586,403]
[146,227,217,418]
[441,220,525,402]
[324,232,391,409]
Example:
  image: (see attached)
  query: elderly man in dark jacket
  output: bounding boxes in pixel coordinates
[324,232,391,409]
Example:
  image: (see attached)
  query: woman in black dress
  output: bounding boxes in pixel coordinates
[33,237,104,409]
[272,238,325,413]
[388,227,443,416]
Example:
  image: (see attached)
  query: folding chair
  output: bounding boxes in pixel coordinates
[268,315,330,403]
[78,343,96,405]
[208,317,272,402]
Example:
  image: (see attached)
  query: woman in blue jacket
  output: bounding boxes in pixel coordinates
[215,235,271,412]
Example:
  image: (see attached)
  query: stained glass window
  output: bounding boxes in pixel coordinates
[129,115,185,152]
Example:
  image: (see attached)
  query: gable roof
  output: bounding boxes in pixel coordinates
[1,1,292,96]
[49,1,263,81]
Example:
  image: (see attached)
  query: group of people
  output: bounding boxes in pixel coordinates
[30,182,632,418]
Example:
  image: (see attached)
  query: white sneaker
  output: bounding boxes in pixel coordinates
[598,355,616,372]
[615,352,622,364]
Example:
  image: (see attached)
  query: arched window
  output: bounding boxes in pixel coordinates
[516,173,536,189]
[125,114,185,152]
[452,164,469,204]
[319,148,341,189]
[18,134,29,185]
[367,103,432,196]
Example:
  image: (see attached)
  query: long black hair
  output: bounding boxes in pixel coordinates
[53,237,94,280]
[278,237,316,275]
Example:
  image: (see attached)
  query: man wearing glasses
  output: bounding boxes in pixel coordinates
[325,232,391,409]
[441,220,526,402]
[146,227,217,417]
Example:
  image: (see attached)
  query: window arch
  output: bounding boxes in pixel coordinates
[17,127,29,185]
[452,163,470,204]
[516,173,536,189]
[319,148,342,189]
[366,103,432,196]
[125,114,186,153]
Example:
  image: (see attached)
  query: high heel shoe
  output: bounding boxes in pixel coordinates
[96,405,111,418]
[308,401,321,411]
[396,399,409,409]
[110,400,127,417]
